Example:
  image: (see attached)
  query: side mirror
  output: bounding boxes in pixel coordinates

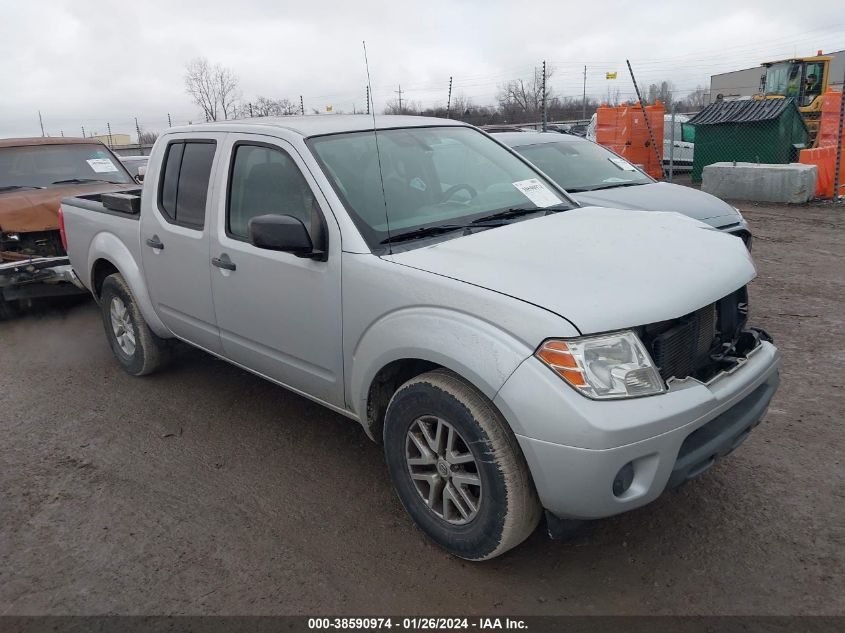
[248,214,323,259]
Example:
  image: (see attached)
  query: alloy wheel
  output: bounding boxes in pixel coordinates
[405,415,482,525]
[109,296,136,356]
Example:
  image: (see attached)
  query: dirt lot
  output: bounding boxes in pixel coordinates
[1,202,843,616]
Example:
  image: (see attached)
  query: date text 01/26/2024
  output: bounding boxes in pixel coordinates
[307,617,528,630]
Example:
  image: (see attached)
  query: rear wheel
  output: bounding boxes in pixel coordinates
[100,273,169,376]
[384,369,541,560]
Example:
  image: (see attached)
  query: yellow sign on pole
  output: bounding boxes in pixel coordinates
[606,72,617,80]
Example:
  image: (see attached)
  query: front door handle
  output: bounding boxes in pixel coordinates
[145,236,164,250]
[211,256,236,271]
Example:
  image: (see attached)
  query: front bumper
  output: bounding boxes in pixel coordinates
[494,340,779,519]
[0,256,85,299]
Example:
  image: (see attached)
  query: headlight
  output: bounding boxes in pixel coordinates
[535,331,666,400]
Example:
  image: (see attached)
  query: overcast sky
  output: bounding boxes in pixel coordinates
[2,0,843,138]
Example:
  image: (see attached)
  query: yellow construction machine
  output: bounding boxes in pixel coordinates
[758,52,832,144]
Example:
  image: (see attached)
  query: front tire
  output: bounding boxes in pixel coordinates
[100,273,169,376]
[384,369,541,560]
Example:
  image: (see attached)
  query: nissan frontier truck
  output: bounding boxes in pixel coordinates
[60,116,780,560]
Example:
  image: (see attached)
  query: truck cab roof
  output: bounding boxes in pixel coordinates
[167,114,467,138]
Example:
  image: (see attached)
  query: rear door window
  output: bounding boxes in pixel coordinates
[158,140,216,229]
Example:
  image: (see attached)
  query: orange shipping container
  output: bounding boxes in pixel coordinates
[595,102,665,179]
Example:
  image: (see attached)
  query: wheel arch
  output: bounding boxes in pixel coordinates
[86,233,170,338]
[352,307,534,443]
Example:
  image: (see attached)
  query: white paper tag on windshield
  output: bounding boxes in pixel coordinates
[609,157,637,171]
[87,158,119,173]
[512,178,562,208]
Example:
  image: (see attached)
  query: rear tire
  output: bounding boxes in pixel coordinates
[100,273,169,376]
[384,369,542,560]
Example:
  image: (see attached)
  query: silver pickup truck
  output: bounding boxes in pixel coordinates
[61,115,780,560]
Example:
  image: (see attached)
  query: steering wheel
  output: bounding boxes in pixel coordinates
[440,183,478,203]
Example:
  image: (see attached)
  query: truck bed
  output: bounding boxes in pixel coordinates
[60,189,144,293]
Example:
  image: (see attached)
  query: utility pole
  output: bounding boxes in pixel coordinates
[395,85,404,113]
[38,110,45,137]
[300,95,305,115]
[446,76,453,119]
[366,86,370,115]
[541,61,547,132]
[167,113,172,127]
[107,122,113,148]
[582,65,587,119]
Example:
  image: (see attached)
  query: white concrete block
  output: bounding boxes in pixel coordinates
[701,162,818,204]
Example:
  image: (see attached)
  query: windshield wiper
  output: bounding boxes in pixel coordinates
[0,185,45,192]
[380,222,507,245]
[471,204,569,225]
[51,178,123,185]
[567,182,646,193]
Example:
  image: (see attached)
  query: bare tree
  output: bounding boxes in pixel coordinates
[451,94,472,117]
[383,99,421,115]
[679,85,709,111]
[216,65,240,120]
[185,58,218,121]
[184,57,241,121]
[496,67,555,123]
[138,130,159,144]
[251,96,298,117]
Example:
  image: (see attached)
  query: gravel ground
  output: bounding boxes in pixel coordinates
[1,202,843,616]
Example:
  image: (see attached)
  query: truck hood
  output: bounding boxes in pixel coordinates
[388,207,756,334]
[0,182,132,232]
[572,182,742,228]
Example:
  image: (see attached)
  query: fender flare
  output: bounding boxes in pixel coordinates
[349,306,534,425]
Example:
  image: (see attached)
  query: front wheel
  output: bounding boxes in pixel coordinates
[384,369,541,560]
[100,273,169,376]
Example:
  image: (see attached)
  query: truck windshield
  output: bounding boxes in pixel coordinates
[0,144,134,189]
[308,126,573,249]
[512,139,653,192]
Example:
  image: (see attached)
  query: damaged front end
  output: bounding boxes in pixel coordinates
[1,229,85,306]
[638,286,772,386]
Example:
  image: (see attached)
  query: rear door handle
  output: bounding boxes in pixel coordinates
[211,256,236,271]
[145,236,164,250]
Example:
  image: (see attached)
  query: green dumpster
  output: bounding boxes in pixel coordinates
[689,98,809,182]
